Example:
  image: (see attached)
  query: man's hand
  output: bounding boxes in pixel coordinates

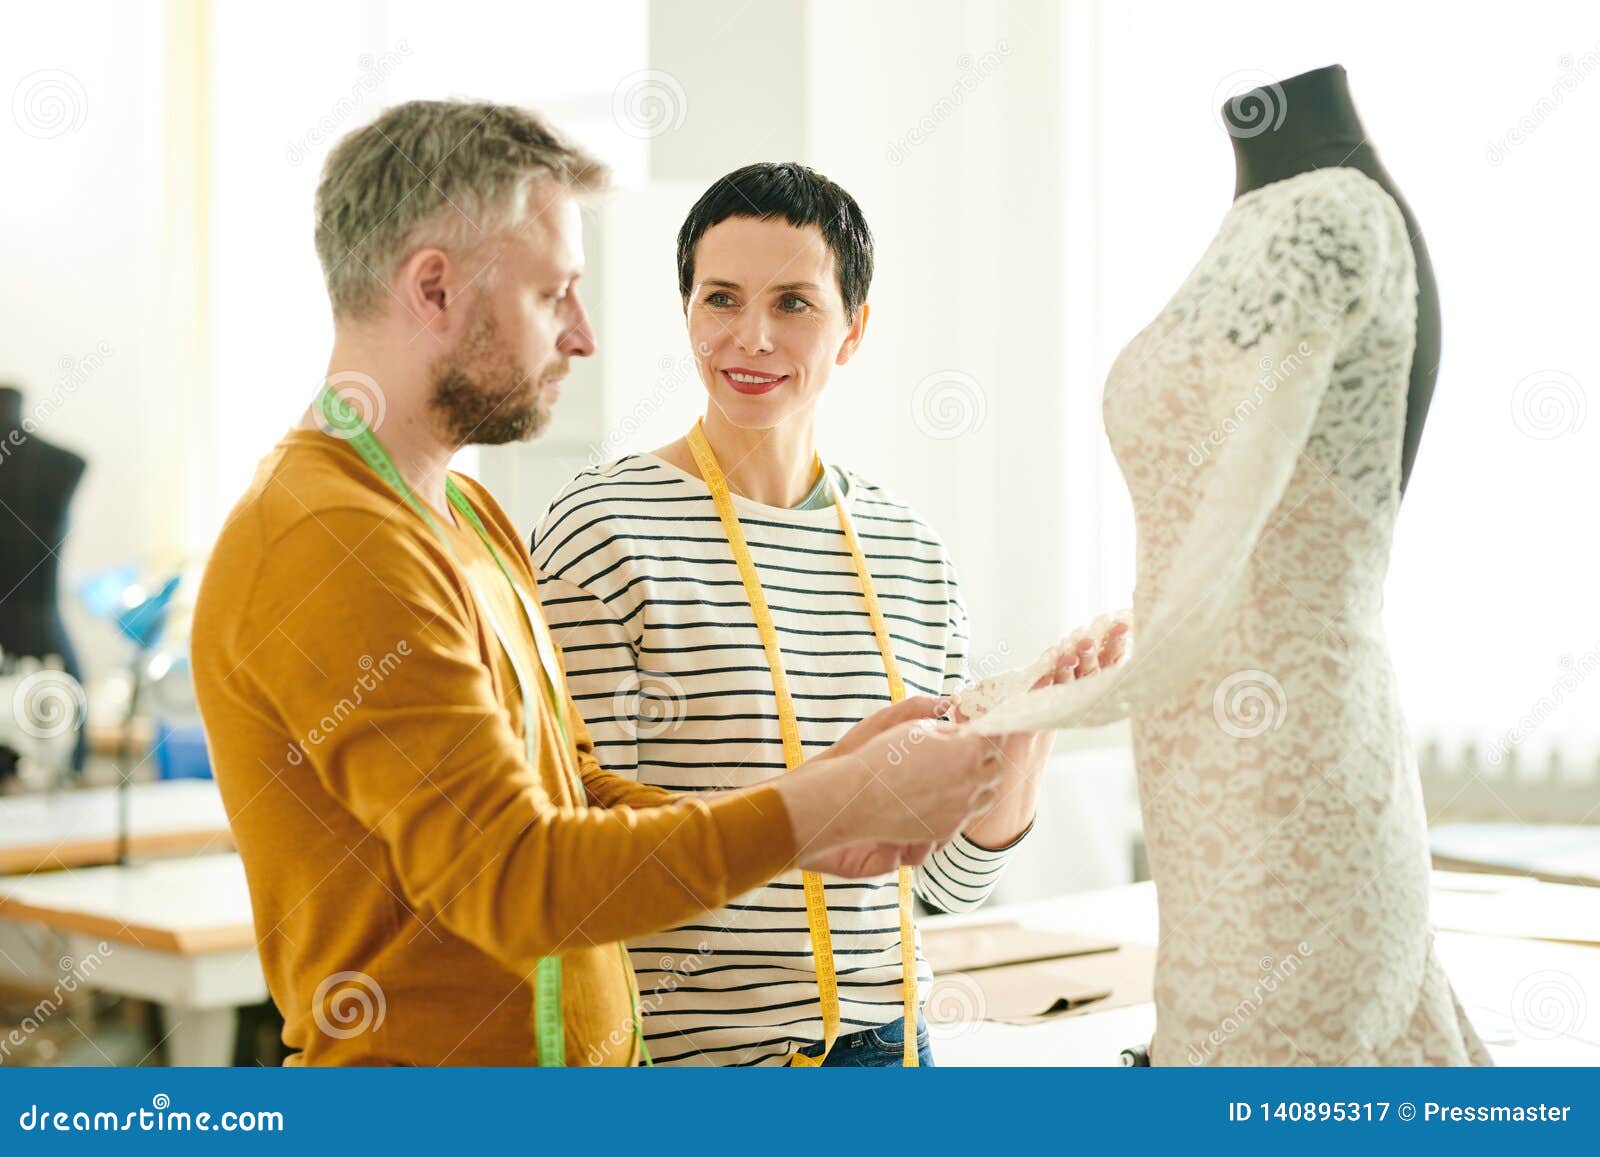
[801,840,936,879]
[786,698,954,877]
[776,718,1002,868]
[829,695,950,759]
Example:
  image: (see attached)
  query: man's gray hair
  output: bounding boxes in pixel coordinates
[314,100,608,321]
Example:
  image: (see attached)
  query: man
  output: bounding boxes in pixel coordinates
[190,100,1002,1066]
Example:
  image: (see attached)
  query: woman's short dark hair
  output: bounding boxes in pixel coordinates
[676,162,874,320]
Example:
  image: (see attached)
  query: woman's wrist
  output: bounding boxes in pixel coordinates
[961,735,1048,849]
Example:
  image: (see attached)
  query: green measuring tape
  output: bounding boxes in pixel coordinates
[315,386,651,1067]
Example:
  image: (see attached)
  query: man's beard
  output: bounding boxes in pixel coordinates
[429,311,561,446]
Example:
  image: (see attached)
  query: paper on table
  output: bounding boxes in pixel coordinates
[919,921,1118,973]
[1431,824,1600,889]
[925,946,1157,1025]
[921,921,1152,1025]
[1430,874,1600,945]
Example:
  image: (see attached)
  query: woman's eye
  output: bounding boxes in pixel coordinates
[705,291,735,308]
[779,294,812,313]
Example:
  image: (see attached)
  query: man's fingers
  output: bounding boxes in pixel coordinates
[833,695,950,756]
[868,695,947,727]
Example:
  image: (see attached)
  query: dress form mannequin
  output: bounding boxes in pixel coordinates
[1226,63,1438,495]
[0,386,88,777]
[964,78,1489,1061]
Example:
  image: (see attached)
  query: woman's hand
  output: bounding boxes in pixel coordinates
[954,617,1131,850]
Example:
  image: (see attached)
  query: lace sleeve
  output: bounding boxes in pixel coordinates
[974,173,1394,735]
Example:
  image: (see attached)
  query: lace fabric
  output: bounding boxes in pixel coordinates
[966,168,1490,1064]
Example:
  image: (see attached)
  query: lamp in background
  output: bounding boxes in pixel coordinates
[77,566,183,864]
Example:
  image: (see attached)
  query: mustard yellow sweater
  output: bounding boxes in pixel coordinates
[192,430,797,1065]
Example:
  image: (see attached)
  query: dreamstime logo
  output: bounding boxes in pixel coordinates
[0,340,113,469]
[1186,941,1313,1064]
[1509,369,1586,439]
[285,41,411,166]
[317,370,388,439]
[0,941,113,1065]
[12,670,88,740]
[911,370,986,440]
[1487,42,1600,166]
[12,70,88,140]
[610,671,688,740]
[1214,70,1288,140]
[924,971,987,1041]
[586,346,706,468]
[612,70,687,140]
[312,971,386,1039]
[585,941,710,1065]
[1485,643,1600,766]
[285,641,411,766]
[1187,342,1314,466]
[1211,669,1287,739]
[884,42,1011,166]
[1509,970,1587,1041]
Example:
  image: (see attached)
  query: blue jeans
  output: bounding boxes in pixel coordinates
[796,1016,935,1067]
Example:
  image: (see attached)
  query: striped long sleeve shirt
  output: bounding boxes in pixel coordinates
[530,453,1023,1066]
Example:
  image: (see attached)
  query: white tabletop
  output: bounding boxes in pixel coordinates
[0,851,254,954]
[0,851,1593,1066]
[0,780,232,873]
[923,872,1600,1066]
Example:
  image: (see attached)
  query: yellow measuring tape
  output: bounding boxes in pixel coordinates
[686,421,919,1068]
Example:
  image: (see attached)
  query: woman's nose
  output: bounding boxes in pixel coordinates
[731,307,774,355]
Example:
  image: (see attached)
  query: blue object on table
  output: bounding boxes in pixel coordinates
[77,567,182,649]
[77,564,142,620]
[151,721,212,780]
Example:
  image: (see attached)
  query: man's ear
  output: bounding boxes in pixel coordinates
[394,247,455,339]
[835,301,871,366]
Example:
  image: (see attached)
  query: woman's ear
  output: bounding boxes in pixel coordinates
[835,301,871,366]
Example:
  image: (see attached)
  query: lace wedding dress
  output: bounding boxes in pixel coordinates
[967,168,1490,1065]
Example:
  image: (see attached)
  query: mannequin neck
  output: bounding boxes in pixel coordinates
[1227,64,1370,198]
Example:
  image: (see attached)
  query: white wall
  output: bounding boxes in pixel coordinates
[3,2,171,680]
[1083,2,1600,767]
[8,0,1596,893]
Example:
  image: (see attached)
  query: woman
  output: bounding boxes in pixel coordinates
[531,162,1124,1067]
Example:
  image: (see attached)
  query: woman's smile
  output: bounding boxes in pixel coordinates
[721,366,790,395]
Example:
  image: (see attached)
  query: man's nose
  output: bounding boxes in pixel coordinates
[561,290,597,358]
